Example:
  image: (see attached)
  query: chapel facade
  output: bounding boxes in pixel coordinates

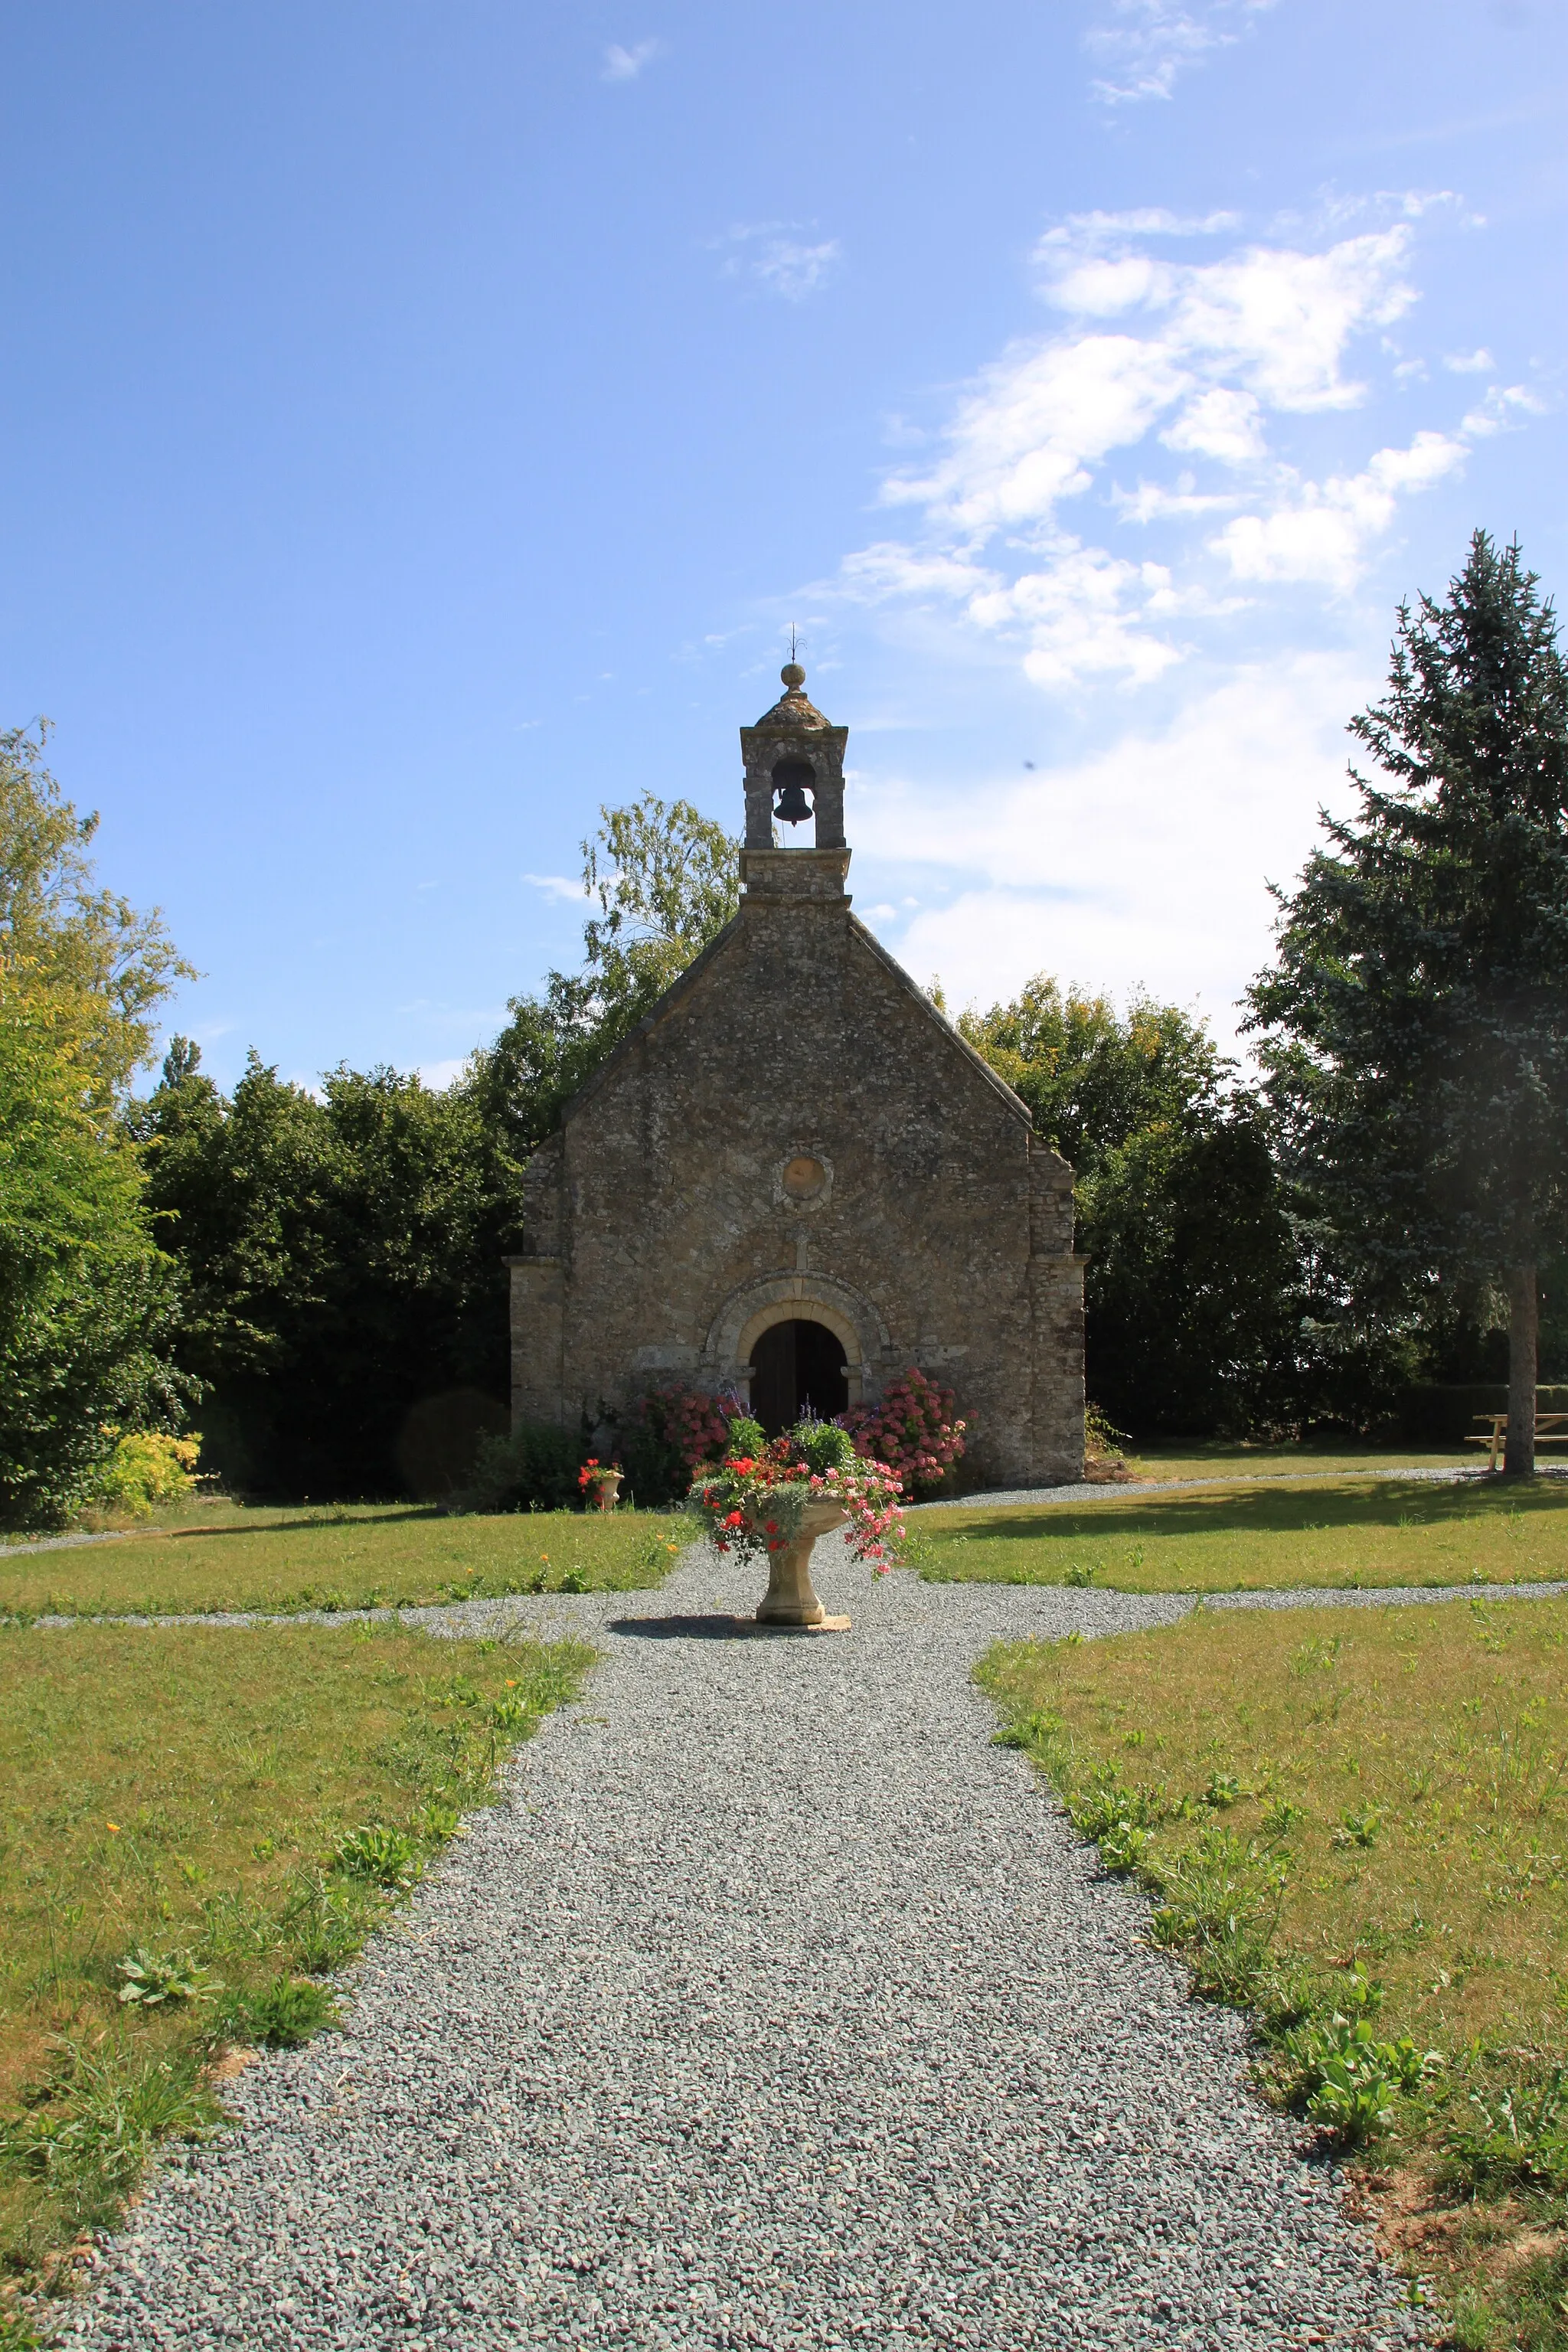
[506,665,1085,1488]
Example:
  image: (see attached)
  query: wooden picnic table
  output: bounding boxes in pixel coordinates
[1468,1412,1568,1472]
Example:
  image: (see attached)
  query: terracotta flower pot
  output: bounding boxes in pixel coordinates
[753,1498,850,1626]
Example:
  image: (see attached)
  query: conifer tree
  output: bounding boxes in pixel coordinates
[1249,533,1568,1474]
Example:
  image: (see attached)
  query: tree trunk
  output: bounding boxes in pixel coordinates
[1504,1261,1538,1478]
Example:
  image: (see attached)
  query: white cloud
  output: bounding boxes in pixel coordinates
[1112,475,1240,523]
[969,547,1182,685]
[838,544,998,603]
[1043,207,1241,240]
[1161,386,1267,463]
[601,38,661,81]
[1460,381,1549,437]
[1038,224,1417,410]
[854,655,1361,1054]
[1443,347,1495,374]
[418,1058,468,1092]
[1085,0,1280,106]
[720,224,841,302]
[524,872,588,903]
[822,205,1536,688]
[883,333,1191,532]
[1212,428,1468,590]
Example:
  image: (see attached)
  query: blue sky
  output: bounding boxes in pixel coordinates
[3,0,1564,1086]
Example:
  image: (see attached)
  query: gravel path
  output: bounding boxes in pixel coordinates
[72,1541,1440,2352]
[914,1464,1538,1511]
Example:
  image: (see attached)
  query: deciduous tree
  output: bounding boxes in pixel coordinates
[0,728,190,1522]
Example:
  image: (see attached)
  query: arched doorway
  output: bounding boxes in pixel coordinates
[750,1318,849,1436]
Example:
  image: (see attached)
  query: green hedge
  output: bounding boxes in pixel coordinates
[1398,1383,1568,1446]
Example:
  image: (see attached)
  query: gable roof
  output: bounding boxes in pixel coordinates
[557,904,1037,1137]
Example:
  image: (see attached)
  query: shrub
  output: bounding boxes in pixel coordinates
[617,1384,733,1504]
[90,1431,201,1517]
[1084,1402,1129,1459]
[460,1417,586,1512]
[842,1367,967,1494]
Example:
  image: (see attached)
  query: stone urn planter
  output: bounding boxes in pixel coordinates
[753,1499,851,1628]
[580,1465,622,1513]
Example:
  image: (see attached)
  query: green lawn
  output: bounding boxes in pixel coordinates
[978,1599,1568,2349]
[912,1473,1568,1592]
[0,1501,699,1623]
[0,1619,590,2324]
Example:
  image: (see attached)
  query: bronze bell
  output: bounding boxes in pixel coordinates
[772,758,815,827]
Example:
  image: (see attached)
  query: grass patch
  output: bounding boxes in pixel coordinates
[0,1501,697,1624]
[977,1598,1568,2344]
[913,1474,1568,1592]
[0,1619,590,2321]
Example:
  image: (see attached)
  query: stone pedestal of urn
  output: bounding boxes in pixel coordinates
[754,1501,851,1629]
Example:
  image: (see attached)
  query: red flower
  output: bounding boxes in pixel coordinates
[724,1510,745,1528]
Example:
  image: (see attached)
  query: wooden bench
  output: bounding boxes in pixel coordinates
[1468,1413,1568,1472]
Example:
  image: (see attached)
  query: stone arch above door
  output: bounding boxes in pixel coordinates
[702,1270,891,1410]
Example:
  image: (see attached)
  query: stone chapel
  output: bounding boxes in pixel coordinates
[506,665,1086,1488]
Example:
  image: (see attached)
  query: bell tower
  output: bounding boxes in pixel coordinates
[738,662,851,901]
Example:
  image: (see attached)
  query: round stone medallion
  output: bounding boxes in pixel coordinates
[781,1154,828,1203]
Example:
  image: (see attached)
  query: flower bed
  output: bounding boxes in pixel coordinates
[842,1368,967,1495]
[628,1385,733,1475]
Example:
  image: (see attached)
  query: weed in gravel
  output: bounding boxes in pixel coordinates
[218,1975,338,2050]
[0,2040,221,2247]
[1145,1827,1286,2004]
[332,1824,420,1889]
[277,1871,384,1975]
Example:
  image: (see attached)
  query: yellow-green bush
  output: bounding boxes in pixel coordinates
[90,1432,201,1516]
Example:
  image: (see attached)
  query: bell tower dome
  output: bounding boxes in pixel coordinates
[740,664,849,851]
[737,664,852,902]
